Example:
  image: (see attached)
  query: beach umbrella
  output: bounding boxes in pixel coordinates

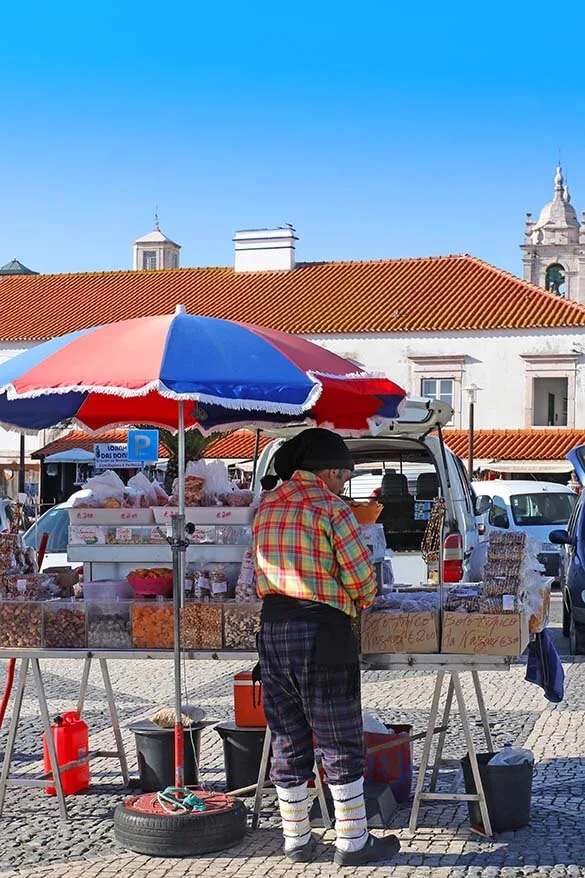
[0,306,406,786]
[0,309,404,435]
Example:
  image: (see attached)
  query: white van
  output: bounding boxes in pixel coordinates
[472,480,577,583]
[254,398,487,585]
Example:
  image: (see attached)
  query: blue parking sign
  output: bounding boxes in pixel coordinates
[128,429,159,463]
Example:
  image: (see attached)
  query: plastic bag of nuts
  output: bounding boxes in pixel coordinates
[235,549,257,601]
[43,601,87,649]
[223,602,261,649]
[484,575,521,596]
[0,533,20,571]
[209,568,229,602]
[0,601,43,648]
[3,573,56,600]
[180,602,222,649]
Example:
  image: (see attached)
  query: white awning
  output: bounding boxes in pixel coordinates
[482,459,572,474]
[44,448,95,464]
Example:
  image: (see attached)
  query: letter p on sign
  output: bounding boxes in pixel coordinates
[128,429,159,463]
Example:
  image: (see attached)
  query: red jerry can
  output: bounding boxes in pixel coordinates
[42,711,90,795]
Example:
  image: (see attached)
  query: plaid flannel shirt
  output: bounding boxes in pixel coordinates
[252,470,377,617]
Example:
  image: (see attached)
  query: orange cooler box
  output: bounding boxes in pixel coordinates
[233,671,267,728]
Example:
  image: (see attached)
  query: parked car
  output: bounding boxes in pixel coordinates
[22,498,76,571]
[254,397,488,585]
[472,480,577,585]
[0,498,15,533]
[549,445,585,653]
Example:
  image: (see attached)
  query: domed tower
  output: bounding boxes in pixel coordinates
[521,166,585,303]
[133,214,181,271]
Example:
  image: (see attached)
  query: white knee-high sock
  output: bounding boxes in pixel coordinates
[275,782,312,852]
[329,776,368,853]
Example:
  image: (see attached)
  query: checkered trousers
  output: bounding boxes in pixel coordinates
[258,619,365,788]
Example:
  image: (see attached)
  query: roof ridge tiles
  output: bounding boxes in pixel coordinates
[0,265,233,282]
[2,253,585,341]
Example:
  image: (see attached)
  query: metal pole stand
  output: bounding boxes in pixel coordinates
[169,513,190,788]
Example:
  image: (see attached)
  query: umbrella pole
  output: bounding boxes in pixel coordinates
[172,400,187,788]
[251,429,261,487]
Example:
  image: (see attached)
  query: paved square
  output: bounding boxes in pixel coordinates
[1,654,584,877]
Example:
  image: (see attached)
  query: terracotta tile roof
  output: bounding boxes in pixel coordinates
[33,428,267,461]
[34,427,583,466]
[204,430,271,459]
[32,430,133,458]
[3,255,585,341]
[444,429,585,460]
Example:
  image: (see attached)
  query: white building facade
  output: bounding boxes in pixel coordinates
[313,329,585,432]
[3,206,585,500]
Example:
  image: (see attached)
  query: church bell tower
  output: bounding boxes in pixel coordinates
[133,214,181,271]
[520,166,585,303]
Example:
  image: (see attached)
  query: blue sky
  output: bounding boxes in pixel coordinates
[1,0,584,277]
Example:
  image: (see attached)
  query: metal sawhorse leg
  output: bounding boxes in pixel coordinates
[251,726,332,830]
[0,655,129,822]
[409,669,494,836]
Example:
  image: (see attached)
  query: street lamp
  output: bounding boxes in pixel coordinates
[466,384,478,481]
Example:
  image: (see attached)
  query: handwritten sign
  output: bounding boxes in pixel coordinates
[441,612,529,656]
[69,508,154,524]
[152,507,255,525]
[361,611,439,655]
[69,526,105,546]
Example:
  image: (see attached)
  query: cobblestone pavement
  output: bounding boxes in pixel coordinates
[1,646,584,878]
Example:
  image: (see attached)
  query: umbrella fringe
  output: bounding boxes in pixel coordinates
[3,378,323,416]
[0,420,40,436]
[309,369,389,381]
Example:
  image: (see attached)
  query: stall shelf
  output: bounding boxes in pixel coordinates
[68,543,246,581]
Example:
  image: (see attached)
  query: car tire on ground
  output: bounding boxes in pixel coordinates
[562,592,571,638]
[113,797,247,857]
[569,613,585,656]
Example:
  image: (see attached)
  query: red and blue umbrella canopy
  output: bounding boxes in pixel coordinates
[0,309,405,434]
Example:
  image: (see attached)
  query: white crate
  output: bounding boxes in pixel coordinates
[151,506,255,525]
[68,508,155,524]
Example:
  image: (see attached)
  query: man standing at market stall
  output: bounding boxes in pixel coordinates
[252,428,401,866]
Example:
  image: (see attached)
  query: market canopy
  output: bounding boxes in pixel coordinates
[481,459,572,474]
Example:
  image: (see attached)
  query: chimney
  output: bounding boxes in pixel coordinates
[233,226,298,273]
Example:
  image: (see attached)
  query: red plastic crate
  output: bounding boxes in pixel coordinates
[364,723,413,802]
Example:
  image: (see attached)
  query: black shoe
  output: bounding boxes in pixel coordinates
[284,835,317,862]
[334,833,401,866]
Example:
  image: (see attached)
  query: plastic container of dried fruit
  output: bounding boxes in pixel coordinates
[83,580,134,601]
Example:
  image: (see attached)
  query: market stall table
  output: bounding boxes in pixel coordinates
[1,647,511,837]
[0,648,257,820]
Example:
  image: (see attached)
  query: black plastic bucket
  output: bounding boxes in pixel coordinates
[215,721,270,791]
[461,751,533,832]
[130,720,203,793]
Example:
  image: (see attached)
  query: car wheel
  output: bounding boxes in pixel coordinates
[569,613,585,656]
[562,592,571,638]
